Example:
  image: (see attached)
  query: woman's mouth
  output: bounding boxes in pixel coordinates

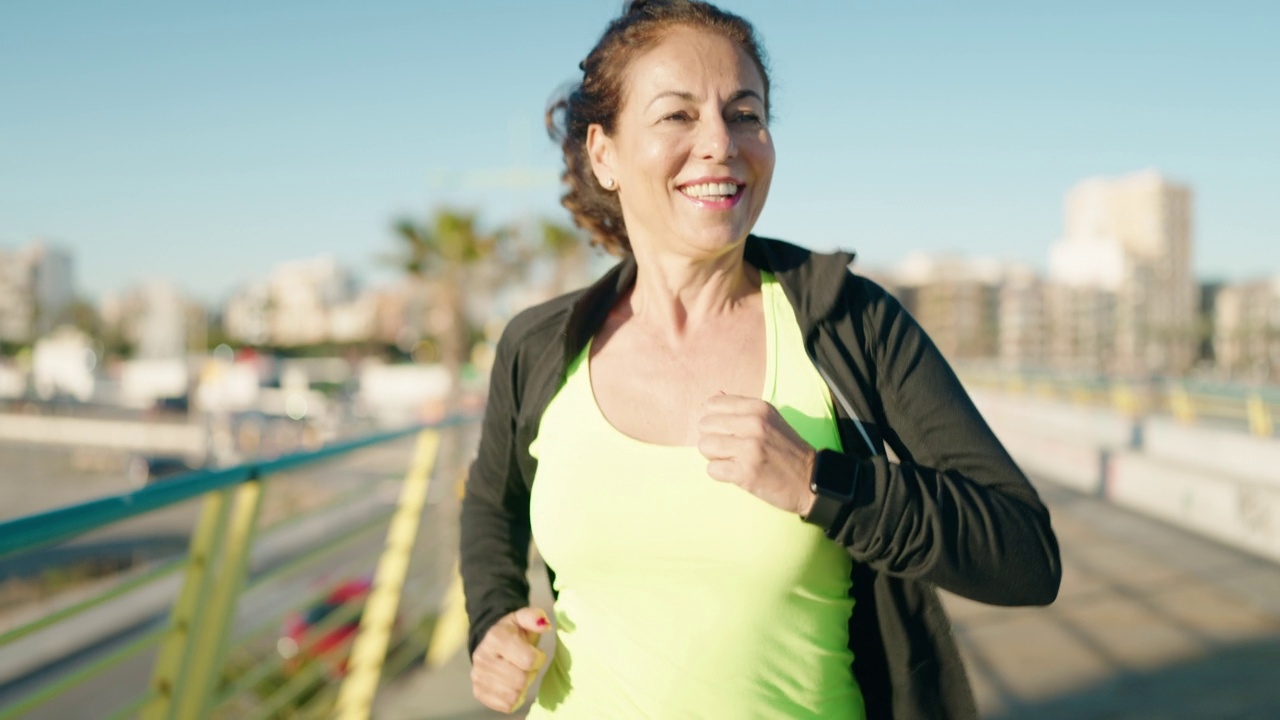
[678,180,745,209]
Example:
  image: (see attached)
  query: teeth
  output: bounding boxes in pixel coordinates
[681,182,739,198]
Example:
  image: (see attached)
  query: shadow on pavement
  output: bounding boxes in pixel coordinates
[988,634,1280,720]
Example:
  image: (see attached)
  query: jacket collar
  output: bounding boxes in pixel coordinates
[561,235,856,368]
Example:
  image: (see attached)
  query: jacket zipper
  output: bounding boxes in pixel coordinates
[807,326,878,458]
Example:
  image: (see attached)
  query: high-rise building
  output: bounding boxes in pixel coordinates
[32,243,75,338]
[0,247,31,343]
[135,281,189,359]
[1048,170,1195,375]
[269,256,352,347]
[223,255,372,347]
[892,252,1008,362]
[100,281,205,359]
[1042,284,1117,374]
[1213,275,1280,383]
[998,266,1047,370]
[223,281,271,346]
[0,240,75,343]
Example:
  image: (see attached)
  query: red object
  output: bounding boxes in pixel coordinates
[279,578,373,677]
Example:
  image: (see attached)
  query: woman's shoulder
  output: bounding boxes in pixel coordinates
[497,256,632,357]
[496,288,587,353]
[749,234,899,315]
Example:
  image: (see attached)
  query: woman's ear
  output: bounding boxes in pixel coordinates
[586,123,617,191]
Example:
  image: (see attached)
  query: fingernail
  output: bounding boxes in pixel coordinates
[536,617,549,628]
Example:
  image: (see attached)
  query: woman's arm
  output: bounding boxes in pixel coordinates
[460,333,536,655]
[822,284,1062,606]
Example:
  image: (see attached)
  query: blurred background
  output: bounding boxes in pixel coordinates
[2,1,1279,718]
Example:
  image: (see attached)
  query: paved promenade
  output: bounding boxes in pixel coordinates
[376,479,1280,719]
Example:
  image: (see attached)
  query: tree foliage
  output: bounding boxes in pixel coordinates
[386,209,590,376]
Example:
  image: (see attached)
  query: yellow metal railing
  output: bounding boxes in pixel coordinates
[959,366,1279,438]
[334,431,439,720]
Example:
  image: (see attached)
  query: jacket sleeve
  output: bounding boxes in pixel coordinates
[460,331,534,655]
[822,284,1062,607]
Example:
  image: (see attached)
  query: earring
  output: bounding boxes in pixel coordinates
[603,178,616,190]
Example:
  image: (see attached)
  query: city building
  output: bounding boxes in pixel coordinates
[0,240,75,344]
[136,281,190,359]
[891,252,1008,363]
[1042,283,1117,374]
[998,266,1048,370]
[1048,170,1196,376]
[223,255,373,347]
[101,281,205,359]
[329,293,379,345]
[1213,275,1280,383]
[268,256,354,347]
[223,281,271,346]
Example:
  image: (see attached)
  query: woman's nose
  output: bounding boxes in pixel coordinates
[696,116,737,162]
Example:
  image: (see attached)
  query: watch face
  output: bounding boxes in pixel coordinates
[813,452,855,500]
[818,472,855,499]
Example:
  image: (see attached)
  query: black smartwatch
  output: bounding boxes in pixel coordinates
[803,449,858,536]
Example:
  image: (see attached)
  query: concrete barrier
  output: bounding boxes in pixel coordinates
[970,389,1135,495]
[970,389,1135,448]
[1141,417,1280,489]
[984,422,1106,495]
[968,388,1280,565]
[0,414,205,455]
[1106,450,1280,564]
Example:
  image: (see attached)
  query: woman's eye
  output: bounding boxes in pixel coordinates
[732,111,763,124]
[663,111,691,122]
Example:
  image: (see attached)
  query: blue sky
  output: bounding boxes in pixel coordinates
[2,0,1277,304]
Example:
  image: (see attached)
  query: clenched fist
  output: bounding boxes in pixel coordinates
[470,607,551,713]
[697,393,818,516]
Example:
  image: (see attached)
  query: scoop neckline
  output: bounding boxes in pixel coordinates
[582,271,779,450]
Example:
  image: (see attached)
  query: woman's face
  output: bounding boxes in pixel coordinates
[589,26,774,259]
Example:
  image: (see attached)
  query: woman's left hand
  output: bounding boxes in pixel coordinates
[697,394,817,516]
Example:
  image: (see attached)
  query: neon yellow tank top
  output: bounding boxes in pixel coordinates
[527,271,863,719]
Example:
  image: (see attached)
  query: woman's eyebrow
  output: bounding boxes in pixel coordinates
[645,88,763,110]
[646,90,696,110]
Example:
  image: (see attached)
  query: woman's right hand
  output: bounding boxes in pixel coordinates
[470,607,551,713]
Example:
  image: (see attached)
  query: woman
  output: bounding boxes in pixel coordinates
[461,1,1061,718]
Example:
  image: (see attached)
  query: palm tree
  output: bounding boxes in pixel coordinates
[539,219,590,297]
[389,209,499,380]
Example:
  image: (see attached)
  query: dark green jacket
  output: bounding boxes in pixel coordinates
[461,235,1061,719]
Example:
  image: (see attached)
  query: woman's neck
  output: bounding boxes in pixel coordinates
[624,243,760,343]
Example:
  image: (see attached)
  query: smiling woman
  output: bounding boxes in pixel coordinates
[460,2,1062,719]
[585,25,773,262]
[544,0,772,258]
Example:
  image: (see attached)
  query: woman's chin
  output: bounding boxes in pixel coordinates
[669,226,753,256]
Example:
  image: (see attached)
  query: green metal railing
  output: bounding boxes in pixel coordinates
[0,416,477,720]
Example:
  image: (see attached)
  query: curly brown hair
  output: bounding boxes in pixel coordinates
[545,0,772,256]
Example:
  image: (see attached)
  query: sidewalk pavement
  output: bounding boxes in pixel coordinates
[376,480,1280,719]
[373,649,517,720]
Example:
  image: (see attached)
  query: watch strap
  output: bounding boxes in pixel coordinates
[802,449,860,537]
